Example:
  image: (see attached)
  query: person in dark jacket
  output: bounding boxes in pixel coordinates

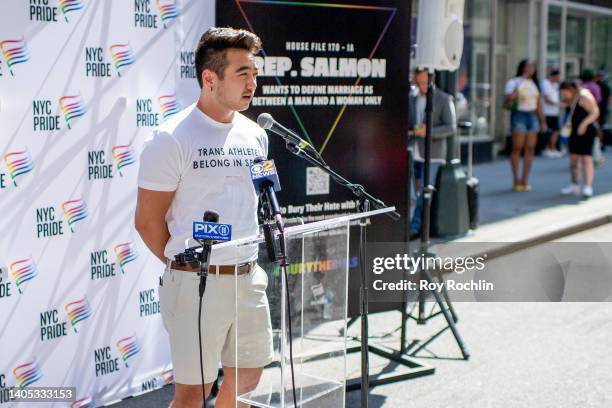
[408,68,456,238]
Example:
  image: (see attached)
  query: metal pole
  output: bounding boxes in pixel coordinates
[359,199,370,408]
[420,70,435,251]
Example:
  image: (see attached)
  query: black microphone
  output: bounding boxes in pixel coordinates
[198,210,218,297]
[251,157,284,232]
[257,113,315,152]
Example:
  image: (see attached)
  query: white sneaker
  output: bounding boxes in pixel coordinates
[582,185,593,198]
[543,149,555,158]
[551,150,564,158]
[561,184,580,196]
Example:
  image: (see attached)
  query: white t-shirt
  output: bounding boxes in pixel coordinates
[504,77,540,112]
[540,79,560,117]
[138,103,268,264]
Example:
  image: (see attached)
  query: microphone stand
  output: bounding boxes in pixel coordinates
[258,188,298,408]
[281,141,399,407]
[407,69,469,360]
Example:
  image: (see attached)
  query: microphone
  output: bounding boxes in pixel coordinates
[198,211,218,266]
[192,210,232,297]
[250,157,284,232]
[251,157,283,262]
[257,113,315,152]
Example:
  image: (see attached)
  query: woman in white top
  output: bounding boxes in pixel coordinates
[504,59,547,191]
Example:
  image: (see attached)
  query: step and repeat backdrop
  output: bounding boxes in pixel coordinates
[0,1,213,406]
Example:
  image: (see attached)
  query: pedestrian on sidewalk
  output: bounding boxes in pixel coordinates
[581,69,606,167]
[504,59,547,192]
[541,69,563,158]
[407,68,456,239]
[559,80,600,198]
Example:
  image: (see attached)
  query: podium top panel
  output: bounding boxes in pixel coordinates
[213,206,396,250]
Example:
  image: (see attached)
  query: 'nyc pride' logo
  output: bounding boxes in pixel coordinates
[29,0,84,23]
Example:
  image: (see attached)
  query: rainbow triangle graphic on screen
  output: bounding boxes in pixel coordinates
[234,0,396,154]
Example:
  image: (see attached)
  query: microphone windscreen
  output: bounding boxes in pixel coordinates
[257,113,274,129]
[203,210,219,223]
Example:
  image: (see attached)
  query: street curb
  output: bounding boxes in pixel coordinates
[471,214,612,261]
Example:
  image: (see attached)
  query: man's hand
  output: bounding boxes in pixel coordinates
[577,122,588,136]
[135,188,175,264]
[413,125,426,137]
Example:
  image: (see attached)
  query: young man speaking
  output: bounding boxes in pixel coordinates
[135,27,273,408]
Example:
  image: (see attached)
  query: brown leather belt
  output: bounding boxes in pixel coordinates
[168,260,254,275]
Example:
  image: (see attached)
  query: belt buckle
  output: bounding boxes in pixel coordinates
[237,262,251,275]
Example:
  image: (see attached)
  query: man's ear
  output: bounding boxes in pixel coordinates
[202,69,216,92]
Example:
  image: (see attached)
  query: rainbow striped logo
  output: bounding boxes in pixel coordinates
[162,369,174,385]
[0,37,30,76]
[70,397,94,408]
[109,43,134,77]
[112,144,136,177]
[116,335,141,367]
[3,149,34,187]
[13,360,42,389]
[156,0,179,28]
[62,198,88,233]
[10,257,37,294]
[114,242,138,273]
[59,0,84,22]
[158,94,180,121]
[64,297,92,332]
[59,95,87,129]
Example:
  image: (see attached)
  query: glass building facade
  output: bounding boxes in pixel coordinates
[412,0,612,155]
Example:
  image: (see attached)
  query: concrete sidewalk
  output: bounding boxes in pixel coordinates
[471,149,612,227]
[444,150,612,257]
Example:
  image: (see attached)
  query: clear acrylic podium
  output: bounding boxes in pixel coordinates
[213,208,395,408]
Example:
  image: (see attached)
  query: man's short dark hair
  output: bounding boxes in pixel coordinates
[413,67,429,77]
[194,27,262,88]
